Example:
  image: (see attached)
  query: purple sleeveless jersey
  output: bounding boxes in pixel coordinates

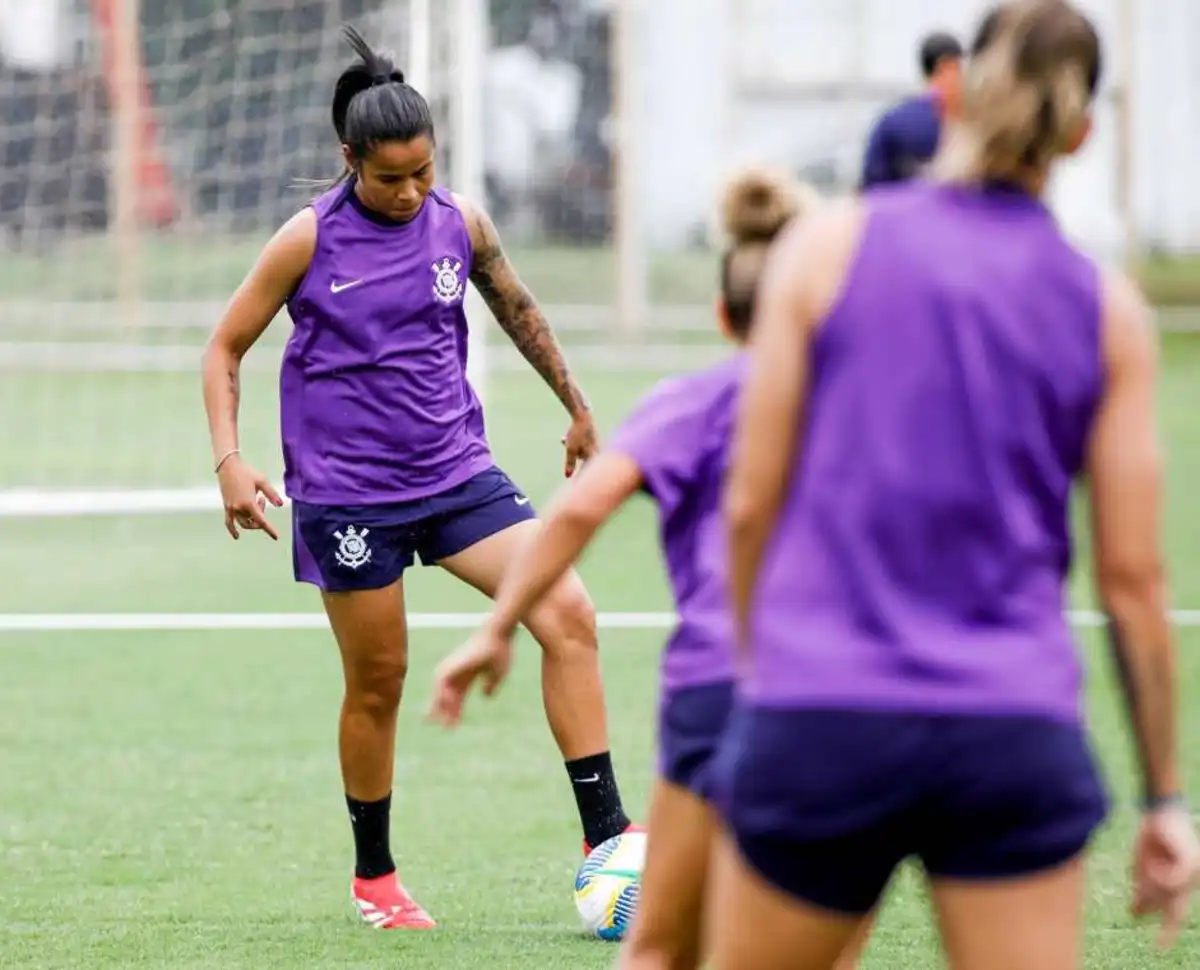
[609,355,743,693]
[747,181,1103,722]
[281,183,493,504]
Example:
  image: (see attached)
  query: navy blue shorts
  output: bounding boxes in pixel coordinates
[658,682,735,802]
[715,708,1109,915]
[291,467,537,592]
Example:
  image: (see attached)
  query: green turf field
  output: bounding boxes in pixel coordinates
[3,328,1200,968]
[0,233,1196,304]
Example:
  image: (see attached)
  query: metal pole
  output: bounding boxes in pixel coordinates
[612,0,646,333]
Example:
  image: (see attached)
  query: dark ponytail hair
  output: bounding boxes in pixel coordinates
[332,25,435,173]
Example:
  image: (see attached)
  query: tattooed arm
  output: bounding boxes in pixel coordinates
[458,196,598,473]
[458,196,592,419]
[201,208,311,538]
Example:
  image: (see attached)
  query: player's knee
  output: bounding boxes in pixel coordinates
[535,577,597,658]
[344,652,408,715]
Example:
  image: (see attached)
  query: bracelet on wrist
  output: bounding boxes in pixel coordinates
[214,448,241,473]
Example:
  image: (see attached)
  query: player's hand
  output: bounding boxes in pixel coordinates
[217,454,284,540]
[1131,803,1200,948]
[562,410,599,478]
[427,627,514,728]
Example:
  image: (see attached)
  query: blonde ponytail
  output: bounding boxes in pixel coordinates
[935,0,1099,183]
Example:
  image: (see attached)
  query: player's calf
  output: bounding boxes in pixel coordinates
[525,574,635,849]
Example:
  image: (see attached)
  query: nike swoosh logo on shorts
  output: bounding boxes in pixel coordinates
[515,496,531,506]
[330,279,364,293]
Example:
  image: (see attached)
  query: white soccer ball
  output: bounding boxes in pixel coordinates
[573,830,647,941]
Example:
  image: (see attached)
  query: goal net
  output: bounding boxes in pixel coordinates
[0,0,489,515]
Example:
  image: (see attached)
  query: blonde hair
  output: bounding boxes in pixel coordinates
[936,0,1100,182]
[719,167,819,335]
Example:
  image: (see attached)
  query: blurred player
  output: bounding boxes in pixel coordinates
[201,25,636,929]
[714,3,1200,969]
[427,171,869,970]
[859,30,963,189]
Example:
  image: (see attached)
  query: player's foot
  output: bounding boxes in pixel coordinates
[583,822,645,857]
[351,873,437,929]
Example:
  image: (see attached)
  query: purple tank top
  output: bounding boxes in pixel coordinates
[747,181,1103,722]
[280,182,493,504]
[609,356,742,693]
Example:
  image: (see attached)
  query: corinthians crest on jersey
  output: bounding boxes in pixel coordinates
[431,256,465,306]
[333,525,372,570]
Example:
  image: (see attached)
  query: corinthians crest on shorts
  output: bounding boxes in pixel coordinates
[431,256,465,306]
[333,525,372,569]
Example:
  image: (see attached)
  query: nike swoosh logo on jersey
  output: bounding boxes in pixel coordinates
[515,496,531,506]
[330,279,364,293]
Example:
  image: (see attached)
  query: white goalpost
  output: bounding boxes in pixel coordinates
[449,0,489,406]
[406,0,488,404]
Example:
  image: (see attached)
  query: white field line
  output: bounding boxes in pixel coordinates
[0,609,1198,633]
[0,486,240,516]
[0,611,678,632]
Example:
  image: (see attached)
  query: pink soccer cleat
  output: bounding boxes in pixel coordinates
[351,873,437,929]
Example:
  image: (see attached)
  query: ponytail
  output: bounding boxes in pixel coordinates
[322,24,434,188]
[936,0,1100,182]
[332,25,407,143]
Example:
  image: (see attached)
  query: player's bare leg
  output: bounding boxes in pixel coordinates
[708,831,869,970]
[929,858,1087,970]
[616,778,714,970]
[323,580,435,929]
[440,519,636,852]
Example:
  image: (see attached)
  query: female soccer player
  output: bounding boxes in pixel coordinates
[201,26,635,929]
[713,3,1200,969]
[427,171,869,969]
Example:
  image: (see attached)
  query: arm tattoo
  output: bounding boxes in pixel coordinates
[465,204,589,416]
[227,366,241,418]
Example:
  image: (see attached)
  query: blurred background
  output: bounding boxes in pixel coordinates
[0,0,1196,604]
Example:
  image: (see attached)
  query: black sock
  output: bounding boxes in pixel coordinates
[346,793,396,880]
[566,752,631,849]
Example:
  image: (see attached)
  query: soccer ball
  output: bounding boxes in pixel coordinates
[573,830,647,941]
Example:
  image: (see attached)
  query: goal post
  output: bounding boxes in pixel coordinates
[612,0,647,333]
[448,0,489,406]
[409,0,488,405]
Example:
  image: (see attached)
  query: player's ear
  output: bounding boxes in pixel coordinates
[1064,113,1093,156]
[340,143,356,171]
[715,296,737,344]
